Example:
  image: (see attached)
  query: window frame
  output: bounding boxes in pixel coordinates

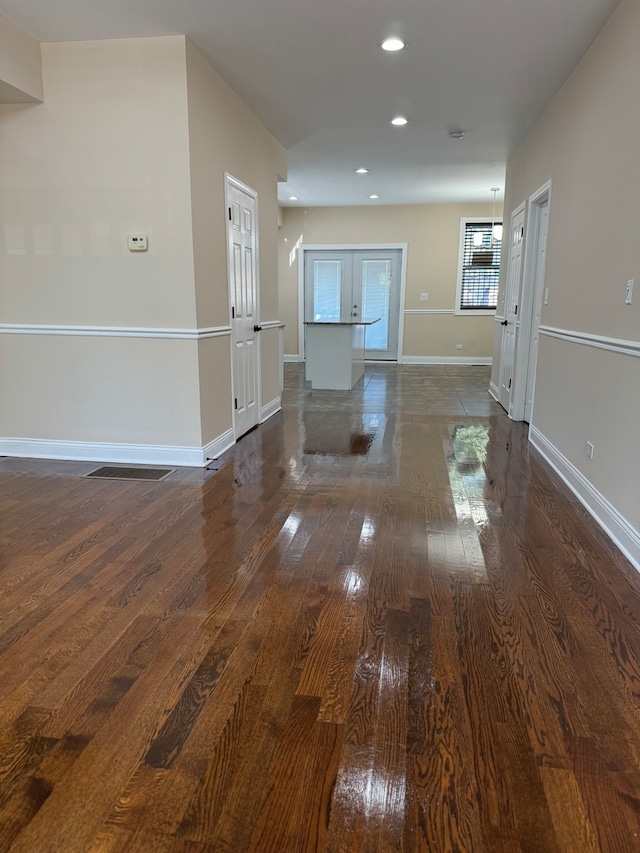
[455,217,503,316]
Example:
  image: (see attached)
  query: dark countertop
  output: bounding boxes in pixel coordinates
[304,318,381,326]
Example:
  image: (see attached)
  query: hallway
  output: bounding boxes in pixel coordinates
[0,365,638,851]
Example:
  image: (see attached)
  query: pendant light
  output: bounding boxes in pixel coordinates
[491,187,503,243]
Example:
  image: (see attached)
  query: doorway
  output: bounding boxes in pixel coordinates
[226,174,260,439]
[301,246,405,361]
[498,203,525,412]
[514,183,551,423]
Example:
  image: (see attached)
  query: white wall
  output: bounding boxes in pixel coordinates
[492,0,640,568]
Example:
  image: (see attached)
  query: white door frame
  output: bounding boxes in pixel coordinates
[225,173,261,438]
[298,243,408,362]
[510,180,552,422]
[499,202,526,412]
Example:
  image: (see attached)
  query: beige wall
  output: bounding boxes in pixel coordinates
[185,40,286,442]
[0,37,202,454]
[1,37,195,329]
[260,326,282,410]
[197,336,234,448]
[0,34,285,460]
[0,15,43,102]
[278,204,501,359]
[186,40,286,329]
[0,334,202,446]
[492,0,640,546]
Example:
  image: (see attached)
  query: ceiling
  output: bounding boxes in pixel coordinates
[0,0,620,208]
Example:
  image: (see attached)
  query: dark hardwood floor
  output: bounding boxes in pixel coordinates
[1,363,639,852]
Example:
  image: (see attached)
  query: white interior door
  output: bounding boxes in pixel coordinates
[524,199,550,422]
[226,176,259,439]
[499,207,525,411]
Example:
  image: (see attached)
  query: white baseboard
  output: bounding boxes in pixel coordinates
[286,354,492,366]
[261,398,282,422]
[202,428,235,462]
[488,381,500,401]
[529,425,640,573]
[1,430,237,468]
[401,356,492,366]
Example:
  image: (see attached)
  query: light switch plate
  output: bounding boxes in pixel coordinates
[626,279,634,304]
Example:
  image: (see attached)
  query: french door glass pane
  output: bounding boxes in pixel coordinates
[313,260,342,321]
[362,259,391,350]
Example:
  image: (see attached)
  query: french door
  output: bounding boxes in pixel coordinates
[303,248,402,360]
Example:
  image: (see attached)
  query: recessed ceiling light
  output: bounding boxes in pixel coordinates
[288,195,299,200]
[355,167,369,174]
[449,130,465,139]
[391,116,408,126]
[380,37,406,52]
[369,194,380,199]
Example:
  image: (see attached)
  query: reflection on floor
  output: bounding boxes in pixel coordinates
[283,362,501,415]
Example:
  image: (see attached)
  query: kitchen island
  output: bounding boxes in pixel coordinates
[304,319,380,390]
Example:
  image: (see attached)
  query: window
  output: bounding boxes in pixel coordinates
[312,259,342,321]
[455,219,502,314]
[361,258,391,350]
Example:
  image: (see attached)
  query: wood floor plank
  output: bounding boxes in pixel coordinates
[451,578,518,833]
[569,736,640,853]
[405,682,481,852]
[539,766,600,853]
[248,696,343,852]
[364,608,409,853]
[97,576,288,850]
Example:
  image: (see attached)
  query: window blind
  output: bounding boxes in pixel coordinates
[460,222,501,310]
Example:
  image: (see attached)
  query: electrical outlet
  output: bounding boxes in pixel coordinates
[455,344,464,350]
[626,279,634,305]
[420,292,429,302]
[586,441,595,460]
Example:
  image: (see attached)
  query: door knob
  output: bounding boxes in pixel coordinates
[501,320,508,326]
[253,324,263,332]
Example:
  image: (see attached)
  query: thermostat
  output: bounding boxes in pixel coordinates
[128,234,148,252]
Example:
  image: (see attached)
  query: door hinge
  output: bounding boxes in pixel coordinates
[508,379,512,389]
[515,304,518,315]
[228,207,232,221]
[234,398,238,410]
[231,306,235,319]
